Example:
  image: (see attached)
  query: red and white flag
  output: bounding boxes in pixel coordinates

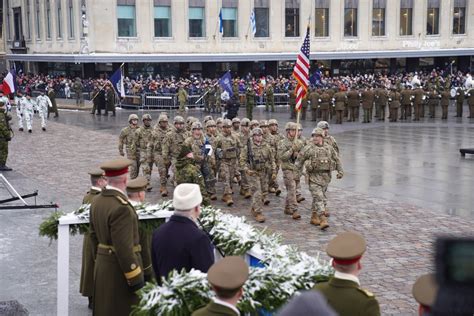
[2,71,16,95]
[292,26,310,112]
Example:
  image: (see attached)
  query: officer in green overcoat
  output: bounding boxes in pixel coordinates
[90,158,145,316]
[314,231,381,316]
[79,169,107,309]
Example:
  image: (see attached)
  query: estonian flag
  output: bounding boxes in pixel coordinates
[110,67,125,98]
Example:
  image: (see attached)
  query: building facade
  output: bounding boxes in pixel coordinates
[3,0,474,78]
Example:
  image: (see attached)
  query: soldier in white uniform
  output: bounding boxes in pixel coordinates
[15,91,25,132]
[22,93,36,133]
[0,91,11,112]
[36,91,52,131]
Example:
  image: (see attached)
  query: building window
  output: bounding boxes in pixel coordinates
[254,0,269,37]
[57,0,62,38]
[453,0,466,35]
[344,0,358,37]
[26,0,31,39]
[189,0,205,38]
[400,0,413,36]
[35,0,41,39]
[154,0,171,37]
[372,0,385,36]
[285,0,300,37]
[222,0,238,38]
[315,0,329,37]
[46,0,52,38]
[427,0,440,35]
[117,1,136,37]
[68,0,74,38]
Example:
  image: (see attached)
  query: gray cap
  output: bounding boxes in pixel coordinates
[276,291,337,316]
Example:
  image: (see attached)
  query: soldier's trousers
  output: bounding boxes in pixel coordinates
[469,104,474,118]
[140,159,153,187]
[282,170,297,212]
[155,155,170,187]
[349,107,357,121]
[420,104,425,117]
[268,165,279,190]
[0,141,8,165]
[17,112,24,130]
[266,99,274,112]
[39,110,47,128]
[321,109,329,122]
[377,105,386,120]
[363,109,370,122]
[429,104,436,118]
[178,102,186,116]
[24,112,33,131]
[390,108,398,122]
[248,170,266,213]
[221,159,237,195]
[456,102,463,117]
[128,158,139,179]
[301,107,307,120]
[441,105,448,119]
[76,95,84,106]
[308,181,327,213]
[246,104,253,120]
[413,104,421,120]
[311,108,318,121]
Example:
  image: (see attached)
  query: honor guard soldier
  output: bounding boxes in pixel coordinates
[89,158,145,316]
[347,88,359,122]
[126,176,155,283]
[80,169,107,309]
[192,256,249,316]
[245,85,256,120]
[374,85,388,121]
[412,83,424,121]
[455,86,465,117]
[412,274,438,316]
[319,89,331,122]
[119,114,140,178]
[400,86,412,120]
[162,115,189,185]
[361,86,375,123]
[333,87,347,124]
[309,87,321,121]
[388,87,401,122]
[314,232,381,316]
[439,86,450,120]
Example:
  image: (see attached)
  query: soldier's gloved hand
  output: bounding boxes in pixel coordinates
[336,172,343,179]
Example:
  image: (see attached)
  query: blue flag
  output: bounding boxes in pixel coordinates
[219,9,224,33]
[110,67,125,97]
[250,10,256,36]
[218,71,233,97]
[310,69,322,86]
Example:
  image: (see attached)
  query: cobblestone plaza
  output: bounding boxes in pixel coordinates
[0,106,473,315]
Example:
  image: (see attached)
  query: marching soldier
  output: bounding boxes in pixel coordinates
[89,158,145,316]
[265,83,275,112]
[455,86,465,117]
[245,86,255,120]
[72,77,84,107]
[47,85,59,118]
[80,169,107,309]
[388,87,401,122]
[15,91,25,132]
[177,84,188,116]
[268,119,283,196]
[439,86,450,120]
[118,114,140,179]
[134,114,154,191]
[240,128,275,223]
[35,91,52,131]
[238,118,252,199]
[148,114,170,196]
[314,232,380,316]
[361,86,374,123]
[333,88,346,124]
[23,93,36,133]
[278,122,304,220]
[309,87,320,121]
[204,120,219,200]
[162,115,189,185]
[296,128,343,230]
[215,119,241,206]
[259,120,276,202]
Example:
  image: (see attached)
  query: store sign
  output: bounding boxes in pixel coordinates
[401,40,440,49]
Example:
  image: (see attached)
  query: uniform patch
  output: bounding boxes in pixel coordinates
[357,288,374,297]
[115,195,129,205]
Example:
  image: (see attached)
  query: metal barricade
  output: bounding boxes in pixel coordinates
[142,93,177,109]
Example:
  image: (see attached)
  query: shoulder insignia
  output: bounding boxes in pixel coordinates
[115,195,129,205]
[357,288,375,297]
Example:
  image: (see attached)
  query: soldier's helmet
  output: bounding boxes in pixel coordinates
[216,117,223,124]
[297,123,303,131]
[203,115,213,124]
[259,120,268,127]
[317,121,330,129]
[311,127,325,137]
[268,119,278,126]
[158,114,168,122]
[285,122,297,130]
[174,115,185,124]
[232,117,241,124]
[251,127,263,137]
[142,113,152,121]
[128,114,139,122]
[191,121,203,130]
[205,120,216,128]
[240,118,250,127]
[222,119,232,127]
[186,116,197,125]
[250,119,260,127]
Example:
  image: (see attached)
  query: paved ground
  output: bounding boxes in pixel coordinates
[0,104,473,315]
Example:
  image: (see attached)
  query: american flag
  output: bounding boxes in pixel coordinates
[292,26,310,112]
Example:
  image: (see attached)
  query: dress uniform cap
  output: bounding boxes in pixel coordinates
[317,121,330,129]
[205,120,216,128]
[285,122,297,130]
[207,256,249,290]
[327,231,366,265]
[142,113,152,121]
[222,119,232,127]
[191,121,203,130]
[412,273,438,308]
[259,120,268,127]
[174,115,185,124]
[88,168,104,177]
[251,127,263,137]
[231,117,240,124]
[240,118,250,126]
[100,158,133,177]
[268,119,278,126]
[128,114,139,122]
[312,128,324,137]
[126,176,148,193]
[173,183,203,211]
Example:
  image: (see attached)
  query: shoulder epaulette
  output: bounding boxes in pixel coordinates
[115,195,129,205]
[357,288,375,297]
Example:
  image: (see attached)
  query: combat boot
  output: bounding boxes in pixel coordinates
[297,195,306,203]
[275,188,282,196]
[210,194,217,201]
[310,212,321,226]
[263,197,270,205]
[284,207,294,215]
[244,190,251,199]
[251,208,265,223]
[222,194,234,206]
[292,211,301,220]
[319,215,329,230]
[322,209,330,217]
[160,186,168,197]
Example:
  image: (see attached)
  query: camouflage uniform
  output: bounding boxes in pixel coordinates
[261,120,280,197]
[237,118,251,198]
[215,119,241,206]
[177,86,188,116]
[240,128,274,222]
[296,128,343,230]
[147,114,170,196]
[119,114,140,178]
[245,87,255,120]
[278,122,304,219]
[0,103,12,169]
[162,116,189,185]
[204,120,218,199]
[265,84,275,112]
[134,114,154,190]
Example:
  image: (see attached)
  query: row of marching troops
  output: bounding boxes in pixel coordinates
[288,82,474,123]
[118,113,343,228]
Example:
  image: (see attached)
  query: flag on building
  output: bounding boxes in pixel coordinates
[2,70,16,95]
[110,66,125,98]
[219,9,224,34]
[250,10,257,36]
[218,70,233,97]
[292,26,311,112]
